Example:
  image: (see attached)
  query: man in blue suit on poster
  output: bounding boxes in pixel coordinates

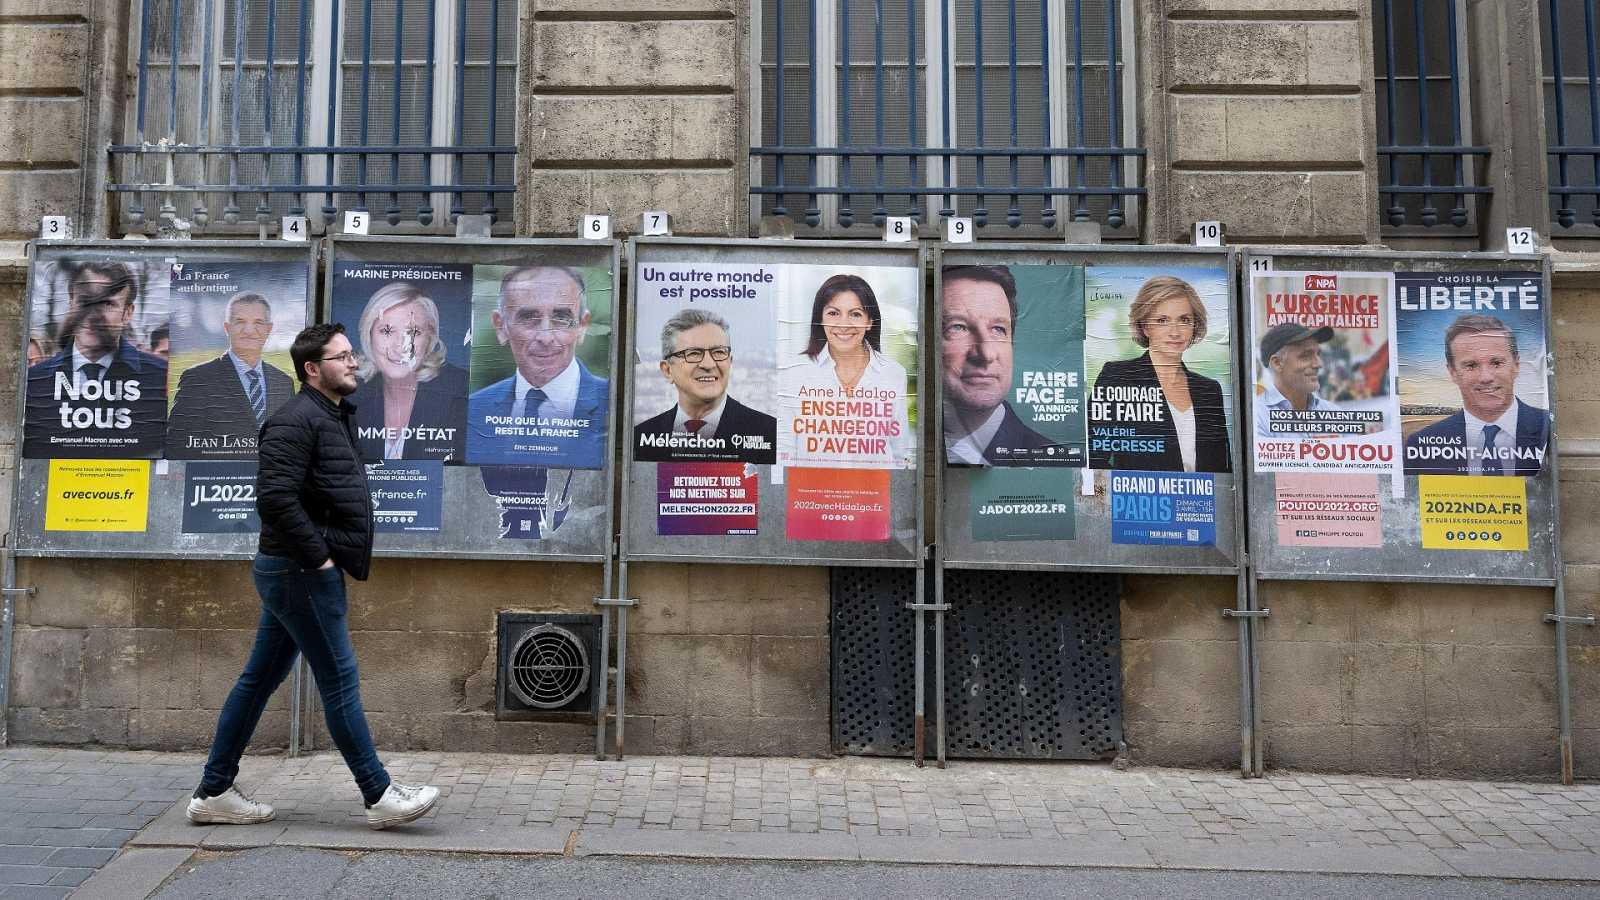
[466,266,609,468]
[1404,314,1549,476]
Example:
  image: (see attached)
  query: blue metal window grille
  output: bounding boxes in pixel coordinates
[753,0,1142,235]
[1374,0,1488,231]
[110,0,516,233]
[1542,0,1600,229]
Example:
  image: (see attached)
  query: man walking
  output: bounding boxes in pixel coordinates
[187,323,439,830]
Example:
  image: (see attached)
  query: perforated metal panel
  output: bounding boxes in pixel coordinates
[831,568,1122,760]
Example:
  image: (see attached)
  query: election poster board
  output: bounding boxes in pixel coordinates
[11,238,618,564]
[621,238,922,567]
[12,241,316,559]
[326,236,617,561]
[1244,250,1557,585]
[937,245,1243,575]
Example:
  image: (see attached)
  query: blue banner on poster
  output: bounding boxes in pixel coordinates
[181,461,261,533]
[1109,471,1216,546]
[367,461,444,533]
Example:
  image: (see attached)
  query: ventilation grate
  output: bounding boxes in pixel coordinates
[507,624,590,709]
[831,568,1121,760]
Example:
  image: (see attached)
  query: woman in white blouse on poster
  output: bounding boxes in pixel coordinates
[780,273,913,469]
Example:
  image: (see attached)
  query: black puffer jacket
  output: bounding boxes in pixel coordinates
[256,386,374,580]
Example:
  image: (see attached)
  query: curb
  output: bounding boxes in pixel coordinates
[98,797,1600,896]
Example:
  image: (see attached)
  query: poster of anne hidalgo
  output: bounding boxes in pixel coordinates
[1248,271,1401,478]
[24,256,169,459]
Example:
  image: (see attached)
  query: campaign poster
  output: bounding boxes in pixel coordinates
[1109,471,1217,546]
[969,468,1076,542]
[632,263,777,464]
[45,460,149,532]
[1085,265,1233,473]
[940,265,1084,467]
[1418,474,1529,551]
[479,467,580,540]
[24,256,170,458]
[1273,472,1382,548]
[656,463,759,536]
[466,264,613,468]
[1396,272,1549,477]
[785,468,890,541]
[775,265,919,470]
[332,261,473,463]
[1250,271,1401,478]
[367,461,444,533]
[181,461,261,533]
[166,260,307,459]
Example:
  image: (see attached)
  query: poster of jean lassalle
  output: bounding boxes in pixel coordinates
[165,260,307,460]
[775,265,920,471]
[1084,265,1233,473]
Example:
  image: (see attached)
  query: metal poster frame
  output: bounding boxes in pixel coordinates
[617,236,930,756]
[1241,249,1557,586]
[324,235,621,565]
[933,243,1254,771]
[9,240,320,561]
[1241,248,1571,780]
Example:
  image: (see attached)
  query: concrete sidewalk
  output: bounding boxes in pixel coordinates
[0,747,1595,898]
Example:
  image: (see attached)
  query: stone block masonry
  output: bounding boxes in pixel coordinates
[1146,1,1377,242]
[518,2,745,237]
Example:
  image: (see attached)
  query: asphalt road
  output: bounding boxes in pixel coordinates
[150,847,1600,900]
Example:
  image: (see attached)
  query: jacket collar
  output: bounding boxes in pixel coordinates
[301,384,357,417]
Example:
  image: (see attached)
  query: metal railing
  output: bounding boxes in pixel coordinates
[753,0,1143,233]
[109,0,516,233]
[1544,0,1600,229]
[1374,0,1488,230]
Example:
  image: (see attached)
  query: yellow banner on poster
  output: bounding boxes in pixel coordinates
[45,460,150,532]
[1418,474,1527,551]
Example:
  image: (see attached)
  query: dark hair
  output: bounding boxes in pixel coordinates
[290,322,346,383]
[804,274,882,358]
[63,259,140,311]
[941,265,1017,327]
[1444,314,1517,367]
[149,324,170,346]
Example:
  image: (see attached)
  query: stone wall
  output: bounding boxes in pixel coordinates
[1145,0,1377,244]
[518,0,747,236]
[0,1,122,246]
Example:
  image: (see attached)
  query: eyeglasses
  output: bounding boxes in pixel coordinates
[1144,315,1196,330]
[666,346,732,364]
[319,351,357,364]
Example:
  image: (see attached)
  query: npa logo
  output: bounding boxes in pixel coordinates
[1304,274,1338,290]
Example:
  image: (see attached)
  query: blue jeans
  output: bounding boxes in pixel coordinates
[200,553,391,806]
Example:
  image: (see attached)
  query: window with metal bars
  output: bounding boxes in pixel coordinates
[110,0,516,235]
[1543,0,1600,231]
[1373,0,1488,234]
[752,0,1141,237]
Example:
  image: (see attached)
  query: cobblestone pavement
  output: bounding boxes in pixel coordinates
[284,753,1600,854]
[8,746,1600,897]
[0,748,198,899]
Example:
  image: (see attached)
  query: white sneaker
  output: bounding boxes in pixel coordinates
[186,786,275,825]
[365,781,439,830]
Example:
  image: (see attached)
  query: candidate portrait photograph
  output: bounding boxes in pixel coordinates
[1087,273,1231,473]
[939,265,1055,466]
[635,307,778,464]
[347,282,469,462]
[466,265,610,469]
[1403,313,1549,476]
[24,257,168,459]
[165,289,297,459]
